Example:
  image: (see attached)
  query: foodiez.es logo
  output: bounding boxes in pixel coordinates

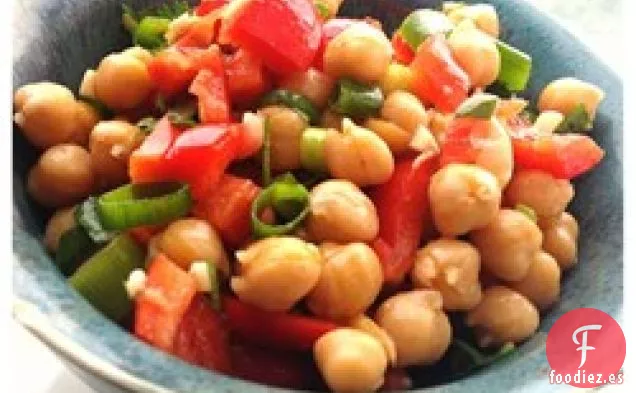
[546,308,625,387]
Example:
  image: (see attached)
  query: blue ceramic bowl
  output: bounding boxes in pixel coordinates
[13,0,622,392]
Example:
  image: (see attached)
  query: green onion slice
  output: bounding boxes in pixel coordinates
[206,261,221,311]
[554,103,592,133]
[77,197,116,244]
[55,227,99,277]
[251,174,310,239]
[68,234,145,322]
[456,94,498,119]
[97,182,192,231]
[134,16,171,50]
[399,9,454,51]
[515,204,538,223]
[496,41,532,92]
[261,89,320,125]
[300,128,328,173]
[261,117,272,187]
[331,79,384,119]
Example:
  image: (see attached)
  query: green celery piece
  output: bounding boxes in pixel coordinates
[554,103,592,133]
[399,9,454,50]
[496,41,532,92]
[456,94,498,119]
[331,79,384,119]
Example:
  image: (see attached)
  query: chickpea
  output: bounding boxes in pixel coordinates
[79,69,97,98]
[121,46,154,65]
[363,119,411,155]
[89,120,144,189]
[93,52,152,110]
[307,243,383,320]
[411,239,482,311]
[428,110,454,144]
[231,237,322,312]
[325,119,394,187]
[323,23,393,84]
[306,180,379,242]
[534,111,564,135]
[470,209,543,281]
[509,251,561,310]
[376,290,452,367]
[322,109,344,130]
[156,219,229,274]
[538,78,605,120]
[473,118,514,187]
[429,164,501,236]
[279,69,335,108]
[44,207,76,253]
[448,4,499,38]
[448,20,500,88]
[380,63,414,95]
[504,170,574,218]
[258,106,307,172]
[72,102,101,147]
[380,91,428,135]
[314,328,388,393]
[13,82,79,149]
[539,212,579,270]
[495,98,528,122]
[347,315,397,366]
[27,144,94,208]
[465,286,539,347]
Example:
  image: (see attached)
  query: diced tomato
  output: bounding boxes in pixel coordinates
[166,124,242,199]
[134,254,198,352]
[128,225,164,246]
[173,295,232,374]
[440,117,493,166]
[410,35,470,113]
[312,18,359,70]
[223,48,270,104]
[223,296,338,351]
[512,133,604,179]
[230,343,321,389]
[129,117,182,184]
[193,174,261,249]
[225,0,321,74]
[392,32,415,65]
[189,69,231,123]
[370,154,439,284]
[175,14,223,49]
[195,0,229,16]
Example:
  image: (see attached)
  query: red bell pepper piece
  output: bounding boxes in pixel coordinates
[312,18,360,70]
[392,32,415,65]
[223,48,270,104]
[195,0,229,16]
[134,254,198,352]
[129,116,181,184]
[230,343,321,389]
[189,69,231,124]
[410,35,470,113]
[440,117,493,166]
[223,296,338,351]
[173,295,232,374]
[511,133,604,180]
[193,174,261,249]
[225,0,321,74]
[370,154,439,284]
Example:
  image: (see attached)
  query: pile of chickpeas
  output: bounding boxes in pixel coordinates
[15,2,606,392]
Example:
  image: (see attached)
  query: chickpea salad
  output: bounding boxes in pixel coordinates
[14,0,605,391]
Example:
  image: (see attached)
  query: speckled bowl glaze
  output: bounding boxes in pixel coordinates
[13,0,622,392]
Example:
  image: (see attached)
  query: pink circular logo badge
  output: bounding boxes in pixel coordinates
[546,308,625,387]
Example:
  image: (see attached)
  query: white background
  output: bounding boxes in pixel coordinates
[4,0,630,392]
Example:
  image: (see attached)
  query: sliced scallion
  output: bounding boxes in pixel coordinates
[331,79,383,119]
[456,94,499,119]
[251,174,310,239]
[496,41,532,92]
[97,182,192,231]
[77,197,116,244]
[300,128,328,173]
[68,234,145,322]
[261,89,320,125]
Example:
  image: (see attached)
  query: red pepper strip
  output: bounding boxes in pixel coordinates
[312,18,360,70]
[134,254,198,352]
[173,295,233,374]
[410,34,470,113]
[440,117,492,167]
[192,174,261,249]
[189,69,231,124]
[230,343,321,389]
[223,296,338,352]
[129,116,182,184]
[511,133,604,180]
[223,48,270,105]
[392,32,415,65]
[195,0,229,17]
[225,0,322,74]
[370,154,439,284]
